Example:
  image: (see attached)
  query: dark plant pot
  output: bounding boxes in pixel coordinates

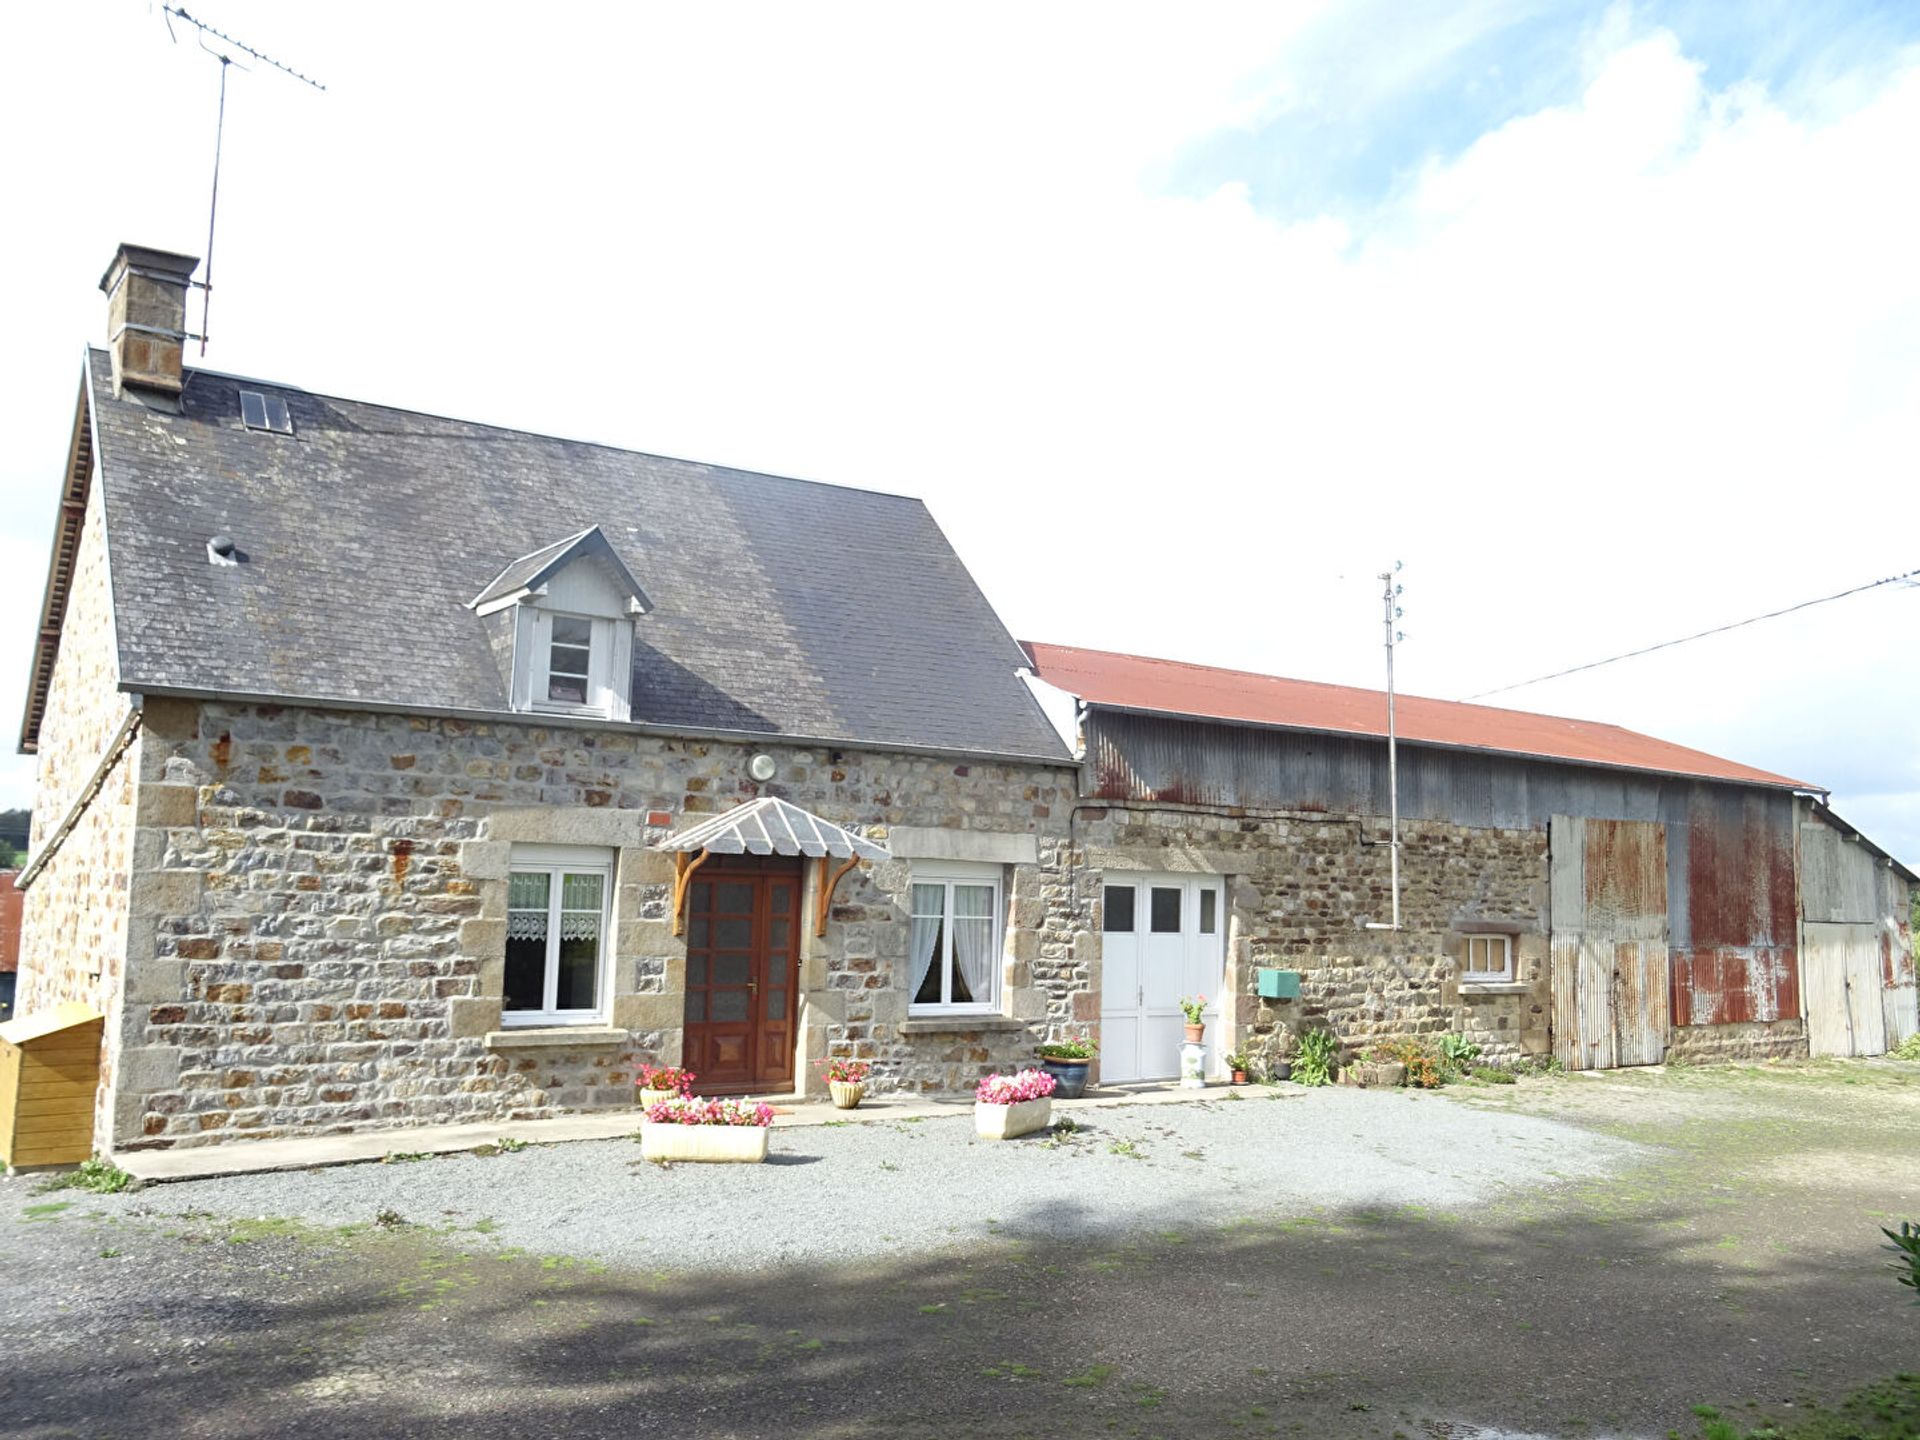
[1271,1061,1293,1081]
[1039,1058,1091,1099]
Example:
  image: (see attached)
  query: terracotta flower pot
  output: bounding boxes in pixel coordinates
[828,1079,865,1110]
[1231,1069,1248,1085]
[1183,1023,1205,1044]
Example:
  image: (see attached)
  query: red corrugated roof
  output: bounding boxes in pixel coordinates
[1022,641,1815,792]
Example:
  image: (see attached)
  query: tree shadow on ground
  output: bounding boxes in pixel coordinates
[4,1177,1916,1440]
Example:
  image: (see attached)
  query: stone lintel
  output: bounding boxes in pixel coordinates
[483,1027,627,1050]
[888,827,1039,866]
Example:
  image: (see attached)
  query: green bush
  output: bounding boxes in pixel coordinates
[40,1156,134,1195]
[1886,1221,1920,1305]
[1292,1028,1338,1087]
[1470,1065,1517,1085]
[1891,1034,1920,1062]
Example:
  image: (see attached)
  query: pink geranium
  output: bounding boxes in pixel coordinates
[975,1068,1057,1105]
[637,1064,696,1095]
[820,1057,872,1084]
[645,1096,775,1127]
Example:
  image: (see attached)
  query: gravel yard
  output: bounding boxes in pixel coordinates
[98,1086,1641,1271]
[3,1062,1916,1440]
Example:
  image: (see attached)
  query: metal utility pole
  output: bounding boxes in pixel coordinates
[1365,564,1405,932]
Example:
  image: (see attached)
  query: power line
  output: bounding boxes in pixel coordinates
[1463,564,1920,701]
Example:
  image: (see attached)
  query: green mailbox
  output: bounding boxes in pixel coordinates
[1256,968,1301,1000]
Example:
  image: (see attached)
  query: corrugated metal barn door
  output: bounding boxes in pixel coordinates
[1802,922,1888,1057]
[1551,816,1671,1071]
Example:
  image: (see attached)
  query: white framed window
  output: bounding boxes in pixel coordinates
[1460,933,1514,984]
[531,610,613,715]
[504,844,614,1024]
[907,863,1003,1014]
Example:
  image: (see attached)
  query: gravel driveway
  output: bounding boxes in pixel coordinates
[86,1086,1638,1271]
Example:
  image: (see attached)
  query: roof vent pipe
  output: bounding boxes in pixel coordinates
[207,534,239,567]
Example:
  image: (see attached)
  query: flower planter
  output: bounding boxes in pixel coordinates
[1038,1058,1090,1099]
[974,1097,1052,1140]
[1230,1069,1248,1085]
[1182,1022,1205,1045]
[1270,1060,1293,1082]
[639,1120,770,1163]
[828,1079,865,1110]
[639,1087,679,1110]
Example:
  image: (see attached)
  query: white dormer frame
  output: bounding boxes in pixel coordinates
[469,527,648,723]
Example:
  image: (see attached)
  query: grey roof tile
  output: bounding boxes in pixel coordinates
[84,350,1068,760]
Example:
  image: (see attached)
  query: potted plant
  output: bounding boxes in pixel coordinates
[1035,1038,1097,1099]
[1347,1044,1407,1089]
[973,1068,1056,1140]
[1180,994,1207,1044]
[821,1057,871,1110]
[636,1064,695,1106]
[1223,1050,1250,1085]
[639,1095,775,1163]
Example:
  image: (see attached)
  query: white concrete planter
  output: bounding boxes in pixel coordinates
[828,1079,866,1110]
[639,1121,770,1163]
[974,1097,1052,1140]
[638,1087,679,1112]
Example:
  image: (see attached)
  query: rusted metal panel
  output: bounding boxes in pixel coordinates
[1667,789,1798,1027]
[1551,816,1669,1069]
[1799,822,1880,922]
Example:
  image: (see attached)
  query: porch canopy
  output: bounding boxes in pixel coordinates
[655,797,890,935]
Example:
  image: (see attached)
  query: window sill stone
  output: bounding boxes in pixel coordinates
[484,1026,626,1050]
[899,1016,1030,1036]
[1458,982,1531,997]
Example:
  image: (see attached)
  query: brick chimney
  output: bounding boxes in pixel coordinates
[99,243,201,398]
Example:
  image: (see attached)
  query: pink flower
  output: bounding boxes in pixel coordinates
[975,1068,1057,1105]
[645,1096,774,1127]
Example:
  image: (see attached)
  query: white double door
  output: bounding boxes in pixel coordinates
[1099,873,1227,1083]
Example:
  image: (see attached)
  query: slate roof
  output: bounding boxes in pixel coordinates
[68,349,1068,761]
[1025,640,1817,792]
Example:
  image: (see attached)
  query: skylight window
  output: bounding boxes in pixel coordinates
[239,390,293,435]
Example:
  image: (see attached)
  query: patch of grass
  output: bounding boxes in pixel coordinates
[918,1302,948,1314]
[1683,1374,1920,1438]
[21,1201,73,1221]
[382,1151,430,1164]
[1064,1363,1114,1388]
[374,1207,408,1229]
[39,1156,135,1195]
[471,1217,500,1234]
[1471,1065,1518,1085]
[98,1248,122,1258]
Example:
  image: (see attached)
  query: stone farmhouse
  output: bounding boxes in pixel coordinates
[14,244,1916,1154]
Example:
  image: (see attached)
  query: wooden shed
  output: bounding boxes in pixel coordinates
[0,1002,104,1171]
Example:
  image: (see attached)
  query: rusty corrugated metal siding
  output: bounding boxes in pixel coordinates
[1670,788,1798,1026]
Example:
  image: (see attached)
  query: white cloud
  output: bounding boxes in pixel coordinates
[1,2,1915,861]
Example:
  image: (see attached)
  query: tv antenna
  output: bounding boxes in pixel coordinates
[160,5,325,355]
[1363,562,1406,933]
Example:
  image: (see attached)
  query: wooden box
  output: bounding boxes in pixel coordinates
[0,1003,104,1172]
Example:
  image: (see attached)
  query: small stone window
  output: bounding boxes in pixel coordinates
[505,845,614,1025]
[908,863,1003,1015]
[1460,934,1513,984]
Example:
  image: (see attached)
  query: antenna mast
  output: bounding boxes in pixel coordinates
[160,6,325,355]
[1365,563,1406,932]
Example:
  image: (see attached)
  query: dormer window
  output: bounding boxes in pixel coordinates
[469,526,651,723]
[535,612,612,712]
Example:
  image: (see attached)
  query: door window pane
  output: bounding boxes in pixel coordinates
[1103,886,1135,933]
[765,988,787,1021]
[1150,887,1182,933]
[1199,889,1218,935]
[715,918,752,950]
[717,883,754,913]
[714,954,751,986]
[711,990,749,1022]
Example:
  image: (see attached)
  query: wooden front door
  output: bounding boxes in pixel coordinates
[682,857,802,1094]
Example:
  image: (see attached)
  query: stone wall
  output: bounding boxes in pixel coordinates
[117,697,1080,1148]
[16,474,140,1145]
[1664,1017,1807,1064]
[1070,802,1553,1077]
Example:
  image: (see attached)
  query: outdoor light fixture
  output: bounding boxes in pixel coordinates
[748,753,777,782]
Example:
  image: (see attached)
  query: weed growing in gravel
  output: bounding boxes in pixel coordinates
[1108,1139,1146,1160]
[21,1201,72,1221]
[1064,1363,1114,1387]
[383,1151,430,1164]
[375,1208,408,1229]
[1054,1115,1082,1135]
[471,1137,529,1156]
[99,1248,122,1258]
[39,1156,135,1194]
[878,1160,900,1172]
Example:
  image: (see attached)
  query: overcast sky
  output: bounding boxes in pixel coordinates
[3,1,1915,861]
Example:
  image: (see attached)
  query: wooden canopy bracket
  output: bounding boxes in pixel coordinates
[815,853,862,937]
[671,849,711,936]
